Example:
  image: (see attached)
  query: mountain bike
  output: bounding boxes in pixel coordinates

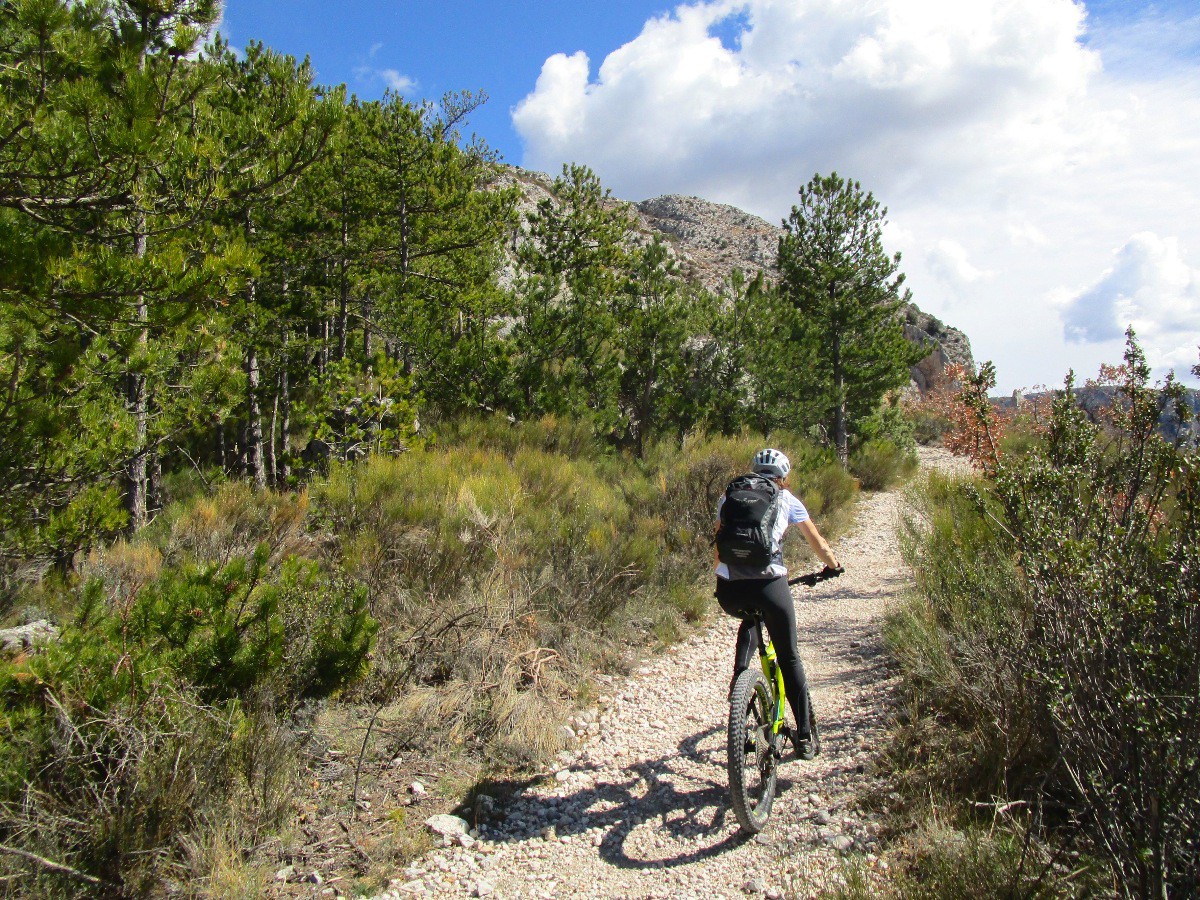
[726,566,842,834]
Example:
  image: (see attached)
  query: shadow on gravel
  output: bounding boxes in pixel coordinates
[488,726,802,870]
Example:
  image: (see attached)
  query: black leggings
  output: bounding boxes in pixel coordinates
[716,576,812,739]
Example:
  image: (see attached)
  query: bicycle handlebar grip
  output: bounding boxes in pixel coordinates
[820,565,844,578]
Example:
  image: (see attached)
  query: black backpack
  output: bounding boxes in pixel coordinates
[715,473,781,567]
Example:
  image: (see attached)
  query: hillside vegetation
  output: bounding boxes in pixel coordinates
[0,420,861,895]
[1,2,923,582]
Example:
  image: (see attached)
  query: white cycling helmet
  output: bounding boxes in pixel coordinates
[752,448,790,479]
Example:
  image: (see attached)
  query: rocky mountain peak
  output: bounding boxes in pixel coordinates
[633,194,780,291]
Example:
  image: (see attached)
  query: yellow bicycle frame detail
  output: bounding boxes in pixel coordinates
[759,636,787,735]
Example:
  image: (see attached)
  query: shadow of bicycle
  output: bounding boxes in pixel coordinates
[486,724,800,871]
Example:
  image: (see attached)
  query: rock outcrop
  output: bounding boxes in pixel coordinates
[633,193,975,390]
[0,619,58,652]
[997,385,1200,446]
[634,194,779,292]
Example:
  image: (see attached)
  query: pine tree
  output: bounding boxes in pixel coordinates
[695,269,796,435]
[206,40,339,488]
[356,91,516,415]
[777,172,923,463]
[512,164,634,422]
[614,237,693,455]
[0,0,239,551]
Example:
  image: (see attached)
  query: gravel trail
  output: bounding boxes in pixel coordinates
[375,449,965,900]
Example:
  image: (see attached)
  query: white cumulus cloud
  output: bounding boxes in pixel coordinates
[1062,233,1200,376]
[354,64,417,95]
[379,69,417,93]
[927,239,991,290]
[514,0,1103,212]
[512,0,1200,388]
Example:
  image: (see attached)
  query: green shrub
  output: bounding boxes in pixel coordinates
[820,821,1104,899]
[906,405,950,446]
[889,472,1055,802]
[435,413,608,462]
[857,397,916,451]
[985,356,1199,897]
[850,439,918,491]
[0,546,374,894]
[69,546,375,705]
[144,480,312,565]
[795,458,860,514]
[893,336,1200,897]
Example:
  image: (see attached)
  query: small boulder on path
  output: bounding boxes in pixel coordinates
[424,814,470,839]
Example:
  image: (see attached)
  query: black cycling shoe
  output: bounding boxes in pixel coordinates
[794,735,816,761]
[783,725,817,761]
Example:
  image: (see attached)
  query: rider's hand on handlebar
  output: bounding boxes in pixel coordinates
[820,564,844,578]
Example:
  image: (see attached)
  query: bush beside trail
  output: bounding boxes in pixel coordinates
[877,338,1199,898]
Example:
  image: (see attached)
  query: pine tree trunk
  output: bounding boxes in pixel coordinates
[246,344,266,490]
[126,227,149,532]
[242,212,266,490]
[148,450,162,519]
[362,293,373,359]
[268,390,278,487]
[337,196,349,360]
[280,330,291,483]
[833,329,848,467]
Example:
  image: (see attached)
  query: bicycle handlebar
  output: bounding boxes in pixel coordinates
[788,565,844,587]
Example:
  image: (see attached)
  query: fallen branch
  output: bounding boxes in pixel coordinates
[971,799,1028,815]
[0,844,103,886]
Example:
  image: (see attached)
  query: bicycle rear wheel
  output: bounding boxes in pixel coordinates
[727,667,778,834]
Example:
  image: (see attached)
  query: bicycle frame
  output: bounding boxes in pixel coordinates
[726,567,837,834]
[755,621,787,738]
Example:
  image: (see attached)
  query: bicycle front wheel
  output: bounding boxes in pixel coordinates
[727,666,778,834]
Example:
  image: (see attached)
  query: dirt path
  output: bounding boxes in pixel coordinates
[372,449,964,900]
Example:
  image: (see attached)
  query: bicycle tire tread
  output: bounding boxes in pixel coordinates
[727,668,777,833]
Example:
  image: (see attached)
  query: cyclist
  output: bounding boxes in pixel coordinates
[715,448,842,760]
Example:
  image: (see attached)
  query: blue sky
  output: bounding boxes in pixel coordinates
[218,1,674,163]
[218,1,1200,391]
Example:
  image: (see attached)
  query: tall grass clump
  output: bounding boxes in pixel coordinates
[817,820,1105,900]
[889,335,1199,898]
[850,439,918,491]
